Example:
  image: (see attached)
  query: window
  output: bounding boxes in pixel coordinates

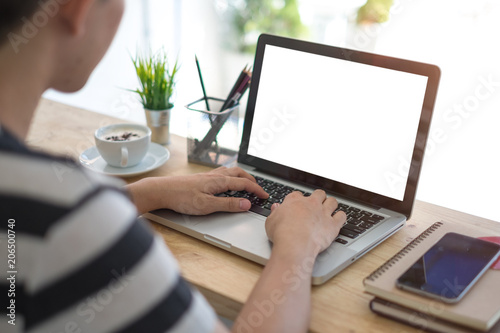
[44,0,500,223]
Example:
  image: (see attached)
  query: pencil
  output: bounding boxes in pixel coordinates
[195,55,210,111]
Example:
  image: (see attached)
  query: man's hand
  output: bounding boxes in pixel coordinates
[232,190,346,333]
[127,167,268,215]
[265,190,346,257]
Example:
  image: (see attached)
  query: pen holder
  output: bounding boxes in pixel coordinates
[186,97,240,167]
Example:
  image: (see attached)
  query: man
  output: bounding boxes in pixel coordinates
[0,1,346,332]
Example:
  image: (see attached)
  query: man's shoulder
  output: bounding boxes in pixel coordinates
[1,148,124,201]
[0,148,128,237]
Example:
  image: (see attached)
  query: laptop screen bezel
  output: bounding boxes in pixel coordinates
[238,34,441,218]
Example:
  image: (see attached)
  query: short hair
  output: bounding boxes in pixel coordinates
[0,1,45,44]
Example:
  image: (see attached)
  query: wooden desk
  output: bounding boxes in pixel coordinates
[28,99,500,333]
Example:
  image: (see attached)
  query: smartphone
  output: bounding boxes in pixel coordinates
[396,232,500,303]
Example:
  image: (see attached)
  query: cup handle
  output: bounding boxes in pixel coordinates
[121,146,128,167]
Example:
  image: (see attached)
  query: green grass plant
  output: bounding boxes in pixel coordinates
[132,50,179,110]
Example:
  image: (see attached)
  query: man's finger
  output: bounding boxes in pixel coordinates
[221,167,257,183]
[332,210,347,230]
[210,197,252,213]
[322,197,338,215]
[309,189,327,202]
[224,177,269,198]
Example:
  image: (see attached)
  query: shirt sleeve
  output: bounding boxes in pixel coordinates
[21,185,216,333]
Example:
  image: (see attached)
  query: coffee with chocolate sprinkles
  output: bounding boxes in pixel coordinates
[105,132,141,141]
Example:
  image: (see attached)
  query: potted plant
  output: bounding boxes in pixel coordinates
[131,50,179,145]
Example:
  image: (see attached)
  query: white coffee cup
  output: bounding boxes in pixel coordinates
[95,124,151,168]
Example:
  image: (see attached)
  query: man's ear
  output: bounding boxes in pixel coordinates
[58,0,95,37]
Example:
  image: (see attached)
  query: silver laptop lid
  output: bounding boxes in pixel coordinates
[238,34,440,218]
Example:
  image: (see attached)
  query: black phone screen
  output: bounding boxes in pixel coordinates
[397,232,500,301]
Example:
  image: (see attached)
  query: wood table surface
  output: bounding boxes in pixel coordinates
[27,98,500,333]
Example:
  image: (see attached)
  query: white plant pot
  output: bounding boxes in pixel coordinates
[145,108,172,145]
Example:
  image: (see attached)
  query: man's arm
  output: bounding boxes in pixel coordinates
[215,190,346,333]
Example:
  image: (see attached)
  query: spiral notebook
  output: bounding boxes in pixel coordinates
[370,297,500,333]
[363,221,500,331]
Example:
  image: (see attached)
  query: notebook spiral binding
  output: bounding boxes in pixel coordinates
[364,221,444,282]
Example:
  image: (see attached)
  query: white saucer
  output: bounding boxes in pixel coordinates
[79,143,170,178]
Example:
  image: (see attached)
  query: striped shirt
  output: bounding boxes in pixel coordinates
[0,127,216,333]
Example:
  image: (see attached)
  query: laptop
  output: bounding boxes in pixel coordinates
[145,34,441,285]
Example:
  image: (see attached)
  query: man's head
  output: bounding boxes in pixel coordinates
[0,2,42,43]
[0,0,125,92]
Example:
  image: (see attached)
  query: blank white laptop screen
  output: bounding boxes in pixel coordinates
[248,45,428,201]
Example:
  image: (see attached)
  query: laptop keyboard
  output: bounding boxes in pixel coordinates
[216,175,386,245]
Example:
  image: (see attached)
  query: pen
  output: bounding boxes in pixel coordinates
[195,55,210,111]
[225,70,251,110]
[219,66,249,112]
